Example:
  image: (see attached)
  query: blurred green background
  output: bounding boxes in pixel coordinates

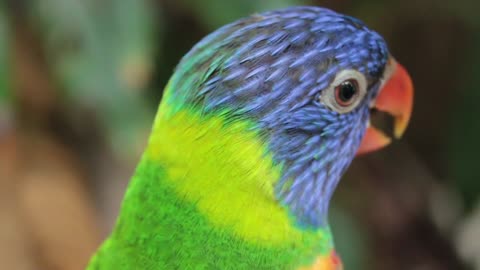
[1,0,479,269]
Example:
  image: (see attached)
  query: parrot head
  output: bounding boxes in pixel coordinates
[163,6,413,269]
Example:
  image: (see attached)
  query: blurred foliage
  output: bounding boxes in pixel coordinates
[450,30,480,210]
[181,0,308,29]
[331,207,369,270]
[444,0,480,27]
[0,3,13,138]
[0,7,9,107]
[28,0,159,157]
[442,0,480,213]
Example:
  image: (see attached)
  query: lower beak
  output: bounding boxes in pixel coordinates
[356,58,414,156]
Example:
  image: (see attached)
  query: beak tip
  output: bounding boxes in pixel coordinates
[393,117,409,139]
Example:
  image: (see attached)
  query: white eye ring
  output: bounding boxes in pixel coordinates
[319,69,368,114]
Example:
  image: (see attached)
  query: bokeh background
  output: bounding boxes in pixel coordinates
[1,0,479,269]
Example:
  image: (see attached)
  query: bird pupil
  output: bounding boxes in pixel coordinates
[339,81,356,102]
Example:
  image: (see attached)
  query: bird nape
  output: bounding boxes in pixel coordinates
[87,6,413,270]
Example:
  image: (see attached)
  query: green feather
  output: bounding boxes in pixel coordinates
[87,102,334,269]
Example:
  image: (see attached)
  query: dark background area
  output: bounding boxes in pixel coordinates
[1,0,479,269]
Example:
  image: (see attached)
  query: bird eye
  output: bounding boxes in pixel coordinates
[320,69,367,114]
[335,79,359,107]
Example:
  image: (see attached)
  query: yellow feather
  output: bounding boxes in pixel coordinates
[146,104,325,246]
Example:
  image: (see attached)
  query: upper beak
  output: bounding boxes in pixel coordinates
[356,58,414,155]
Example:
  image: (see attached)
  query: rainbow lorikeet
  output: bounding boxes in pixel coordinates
[87,6,413,270]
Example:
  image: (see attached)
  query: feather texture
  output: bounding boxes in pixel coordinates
[88,6,392,269]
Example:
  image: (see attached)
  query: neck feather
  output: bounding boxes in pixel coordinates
[101,106,336,268]
[92,106,337,269]
[147,106,332,242]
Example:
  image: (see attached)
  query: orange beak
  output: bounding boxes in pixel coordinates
[356,58,414,155]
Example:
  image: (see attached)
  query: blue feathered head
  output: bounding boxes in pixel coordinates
[169,6,413,228]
